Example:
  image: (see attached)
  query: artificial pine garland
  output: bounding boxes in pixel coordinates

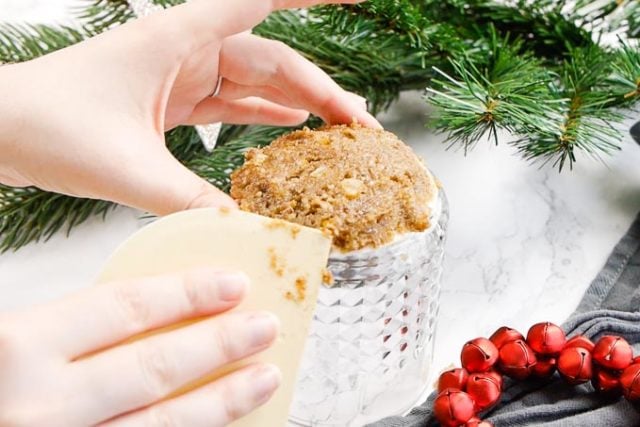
[0,0,639,252]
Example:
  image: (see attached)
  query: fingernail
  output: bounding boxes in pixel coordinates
[248,312,280,348]
[217,272,249,301]
[252,364,282,404]
[367,114,384,130]
[347,92,368,111]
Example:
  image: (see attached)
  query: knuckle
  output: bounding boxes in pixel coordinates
[212,324,235,363]
[318,93,340,115]
[183,181,216,211]
[182,273,209,312]
[216,383,243,423]
[111,284,151,331]
[267,40,294,74]
[137,342,176,399]
[146,405,179,427]
[267,39,292,55]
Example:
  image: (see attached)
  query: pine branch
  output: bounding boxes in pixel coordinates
[318,0,433,49]
[573,0,640,38]
[425,28,638,170]
[73,0,182,31]
[0,187,115,252]
[515,45,626,169]
[426,30,566,150]
[420,0,597,60]
[0,24,90,63]
[73,0,132,31]
[608,41,640,103]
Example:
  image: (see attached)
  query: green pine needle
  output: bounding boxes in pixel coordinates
[609,41,640,102]
[516,45,626,170]
[0,187,115,252]
[0,23,90,63]
[427,31,565,150]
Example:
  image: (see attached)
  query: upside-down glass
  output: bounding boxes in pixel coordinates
[289,188,449,426]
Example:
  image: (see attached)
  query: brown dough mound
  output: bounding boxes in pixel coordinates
[230,124,437,252]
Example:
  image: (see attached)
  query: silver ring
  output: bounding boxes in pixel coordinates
[209,75,224,98]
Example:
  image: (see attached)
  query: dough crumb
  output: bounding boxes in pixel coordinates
[295,276,307,301]
[322,268,334,287]
[265,218,301,239]
[268,247,285,277]
[285,276,307,302]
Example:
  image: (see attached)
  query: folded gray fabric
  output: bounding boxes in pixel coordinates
[369,212,640,427]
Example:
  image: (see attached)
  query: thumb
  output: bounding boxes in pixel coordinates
[113,151,237,216]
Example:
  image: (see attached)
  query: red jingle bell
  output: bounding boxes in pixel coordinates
[557,346,593,384]
[434,388,476,427]
[466,373,502,411]
[490,326,524,350]
[464,417,494,427]
[485,369,504,389]
[592,336,633,371]
[461,338,499,372]
[438,368,470,392]
[620,363,640,402]
[633,356,640,364]
[592,368,621,395]
[564,335,595,353]
[526,322,566,355]
[498,340,537,380]
[532,357,557,378]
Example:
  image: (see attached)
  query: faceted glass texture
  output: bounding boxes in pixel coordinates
[290,189,449,426]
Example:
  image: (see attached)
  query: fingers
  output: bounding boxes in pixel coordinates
[168,0,367,44]
[217,80,298,108]
[219,34,381,128]
[33,268,249,359]
[186,97,310,126]
[218,81,368,114]
[109,145,237,215]
[101,364,281,427]
[73,311,280,419]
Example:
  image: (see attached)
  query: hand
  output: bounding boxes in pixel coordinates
[0,0,379,215]
[0,268,281,426]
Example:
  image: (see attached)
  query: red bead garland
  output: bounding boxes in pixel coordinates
[434,389,476,426]
[498,340,537,380]
[557,346,592,384]
[438,368,469,392]
[564,335,595,352]
[466,373,501,411]
[592,336,633,371]
[461,338,500,373]
[433,322,640,426]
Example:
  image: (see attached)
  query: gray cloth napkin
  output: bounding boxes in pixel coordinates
[369,212,640,427]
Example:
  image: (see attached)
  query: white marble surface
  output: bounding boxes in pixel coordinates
[2,0,640,421]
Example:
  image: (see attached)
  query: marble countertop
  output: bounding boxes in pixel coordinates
[2,0,640,420]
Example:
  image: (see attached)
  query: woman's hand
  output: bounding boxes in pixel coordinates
[0,0,378,215]
[0,268,281,426]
